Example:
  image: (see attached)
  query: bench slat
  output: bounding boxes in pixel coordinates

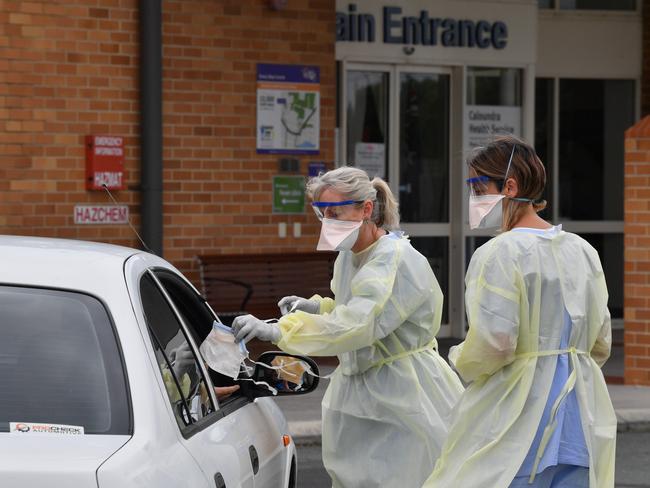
[197,252,336,321]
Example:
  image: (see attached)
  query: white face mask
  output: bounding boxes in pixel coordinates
[467,144,519,231]
[468,194,505,230]
[316,218,363,251]
[200,321,248,379]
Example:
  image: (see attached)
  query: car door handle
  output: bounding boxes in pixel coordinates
[214,472,226,488]
[249,445,259,475]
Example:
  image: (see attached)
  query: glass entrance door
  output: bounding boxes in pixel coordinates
[398,71,450,224]
[344,64,453,334]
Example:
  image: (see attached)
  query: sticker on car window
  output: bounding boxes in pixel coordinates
[10,422,85,435]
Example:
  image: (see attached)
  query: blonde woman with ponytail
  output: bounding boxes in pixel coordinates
[233,166,463,488]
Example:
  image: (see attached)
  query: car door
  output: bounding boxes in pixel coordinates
[150,268,288,488]
[125,254,255,488]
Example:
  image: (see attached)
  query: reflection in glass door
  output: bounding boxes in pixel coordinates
[344,65,452,329]
[398,69,451,324]
[346,71,389,179]
[399,72,450,223]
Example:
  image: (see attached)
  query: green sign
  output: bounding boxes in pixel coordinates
[273,175,305,214]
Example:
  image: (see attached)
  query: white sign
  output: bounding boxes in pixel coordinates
[74,205,129,225]
[10,422,85,435]
[464,105,521,152]
[354,142,386,179]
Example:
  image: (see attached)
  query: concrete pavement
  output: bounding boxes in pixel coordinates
[296,431,650,488]
[610,383,650,432]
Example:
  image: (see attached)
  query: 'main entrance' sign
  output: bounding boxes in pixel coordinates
[336,4,508,49]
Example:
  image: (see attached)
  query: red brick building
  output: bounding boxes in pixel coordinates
[0,0,335,283]
[1,0,649,384]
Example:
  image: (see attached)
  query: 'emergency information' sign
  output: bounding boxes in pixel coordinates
[85,135,125,190]
[74,205,129,225]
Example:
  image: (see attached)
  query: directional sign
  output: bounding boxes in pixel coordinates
[273,175,305,214]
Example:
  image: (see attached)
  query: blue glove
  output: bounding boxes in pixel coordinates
[278,295,319,315]
[232,314,281,344]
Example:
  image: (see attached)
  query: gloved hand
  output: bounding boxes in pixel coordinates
[278,295,319,315]
[169,342,198,382]
[232,314,281,344]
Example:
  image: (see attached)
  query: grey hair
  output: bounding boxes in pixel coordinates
[306,166,400,230]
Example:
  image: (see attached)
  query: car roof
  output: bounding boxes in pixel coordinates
[0,235,147,295]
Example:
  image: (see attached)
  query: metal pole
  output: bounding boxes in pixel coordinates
[139,0,163,255]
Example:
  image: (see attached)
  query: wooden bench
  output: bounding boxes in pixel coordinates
[196,252,336,326]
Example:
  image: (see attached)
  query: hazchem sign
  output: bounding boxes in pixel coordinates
[74,205,129,225]
[85,135,125,191]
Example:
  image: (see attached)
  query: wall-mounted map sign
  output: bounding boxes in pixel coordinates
[257,64,320,155]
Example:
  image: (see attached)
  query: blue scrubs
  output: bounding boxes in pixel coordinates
[510,227,589,486]
[509,465,589,488]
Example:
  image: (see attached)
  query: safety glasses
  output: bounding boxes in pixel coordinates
[311,200,363,221]
[466,144,516,197]
[466,175,491,196]
[466,175,505,196]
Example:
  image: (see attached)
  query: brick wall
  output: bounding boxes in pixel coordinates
[624,117,650,386]
[0,1,140,245]
[0,0,336,284]
[161,0,336,282]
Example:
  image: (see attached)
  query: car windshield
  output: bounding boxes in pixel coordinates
[0,286,130,435]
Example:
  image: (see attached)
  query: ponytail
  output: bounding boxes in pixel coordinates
[307,166,400,230]
[371,177,400,230]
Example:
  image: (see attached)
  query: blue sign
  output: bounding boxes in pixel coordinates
[257,64,320,84]
[308,162,327,177]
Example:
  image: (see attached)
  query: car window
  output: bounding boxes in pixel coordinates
[153,270,215,344]
[0,286,130,434]
[153,270,247,406]
[139,273,216,429]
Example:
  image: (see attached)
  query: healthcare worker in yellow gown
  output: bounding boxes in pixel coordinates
[424,135,616,488]
[233,167,464,488]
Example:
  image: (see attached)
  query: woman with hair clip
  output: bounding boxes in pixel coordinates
[423,135,616,488]
[232,166,463,488]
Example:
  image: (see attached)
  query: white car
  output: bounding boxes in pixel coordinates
[0,235,318,488]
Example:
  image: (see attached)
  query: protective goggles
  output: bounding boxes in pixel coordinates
[466,144,515,197]
[311,200,363,220]
[465,175,504,197]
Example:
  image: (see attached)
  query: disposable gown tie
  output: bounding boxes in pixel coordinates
[370,338,438,369]
[515,347,587,483]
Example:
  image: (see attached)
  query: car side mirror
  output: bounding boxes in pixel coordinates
[252,351,320,396]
